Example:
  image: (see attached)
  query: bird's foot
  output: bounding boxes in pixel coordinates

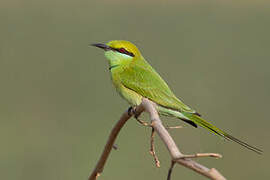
[127,106,134,116]
[128,106,141,117]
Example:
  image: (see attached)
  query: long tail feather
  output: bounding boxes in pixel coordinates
[182,112,263,154]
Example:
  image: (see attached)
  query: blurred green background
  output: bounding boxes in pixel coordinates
[1,0,269,179]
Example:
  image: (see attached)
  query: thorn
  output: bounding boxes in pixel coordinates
[112,144,118,150]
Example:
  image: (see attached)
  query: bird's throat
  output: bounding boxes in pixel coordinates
[105,50,132,70]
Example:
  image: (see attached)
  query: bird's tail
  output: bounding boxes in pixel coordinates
[182,112,263,154]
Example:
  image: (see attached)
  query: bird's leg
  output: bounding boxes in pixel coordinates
[149,126,160,167]
[127,106,135,116]
[128,106,142,117]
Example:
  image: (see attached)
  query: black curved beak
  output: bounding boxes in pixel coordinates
[91,43,111,51]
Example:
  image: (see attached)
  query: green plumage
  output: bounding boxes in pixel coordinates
[119,60,195,113]
[92,40,262,154]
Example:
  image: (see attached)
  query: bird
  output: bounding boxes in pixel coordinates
[91,40,262,154]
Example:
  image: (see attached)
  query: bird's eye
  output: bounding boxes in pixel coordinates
[118,48,127,53]
[116,48,135,57]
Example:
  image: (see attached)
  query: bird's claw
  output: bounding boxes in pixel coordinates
[128,106,136,116]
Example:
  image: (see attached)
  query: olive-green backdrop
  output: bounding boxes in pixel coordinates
[1,0,269,179]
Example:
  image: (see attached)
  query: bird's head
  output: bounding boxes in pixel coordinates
[91,40,142,66]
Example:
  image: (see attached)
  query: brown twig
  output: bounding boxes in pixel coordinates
[166,125,183,129]
[88,98,226,180]
[149,127,160,167]
[88,106,144,180]
[135,114,160,167]
[167,161,176,180]
[139,98,226,180]
[178,153,222,159]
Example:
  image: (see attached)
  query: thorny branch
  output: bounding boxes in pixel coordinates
[88,98,226,180]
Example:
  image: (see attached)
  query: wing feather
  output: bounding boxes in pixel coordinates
[119,61,195,113]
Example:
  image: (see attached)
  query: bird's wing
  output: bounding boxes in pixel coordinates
[119,61,195,113]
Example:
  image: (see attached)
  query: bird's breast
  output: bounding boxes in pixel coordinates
[109,68,142,106]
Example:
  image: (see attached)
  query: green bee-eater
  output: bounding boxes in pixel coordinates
[92,40,262,154]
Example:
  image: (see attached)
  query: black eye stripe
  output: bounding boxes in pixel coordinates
[113,48,135,57]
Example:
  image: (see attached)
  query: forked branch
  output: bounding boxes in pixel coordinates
[88,98,226,180]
